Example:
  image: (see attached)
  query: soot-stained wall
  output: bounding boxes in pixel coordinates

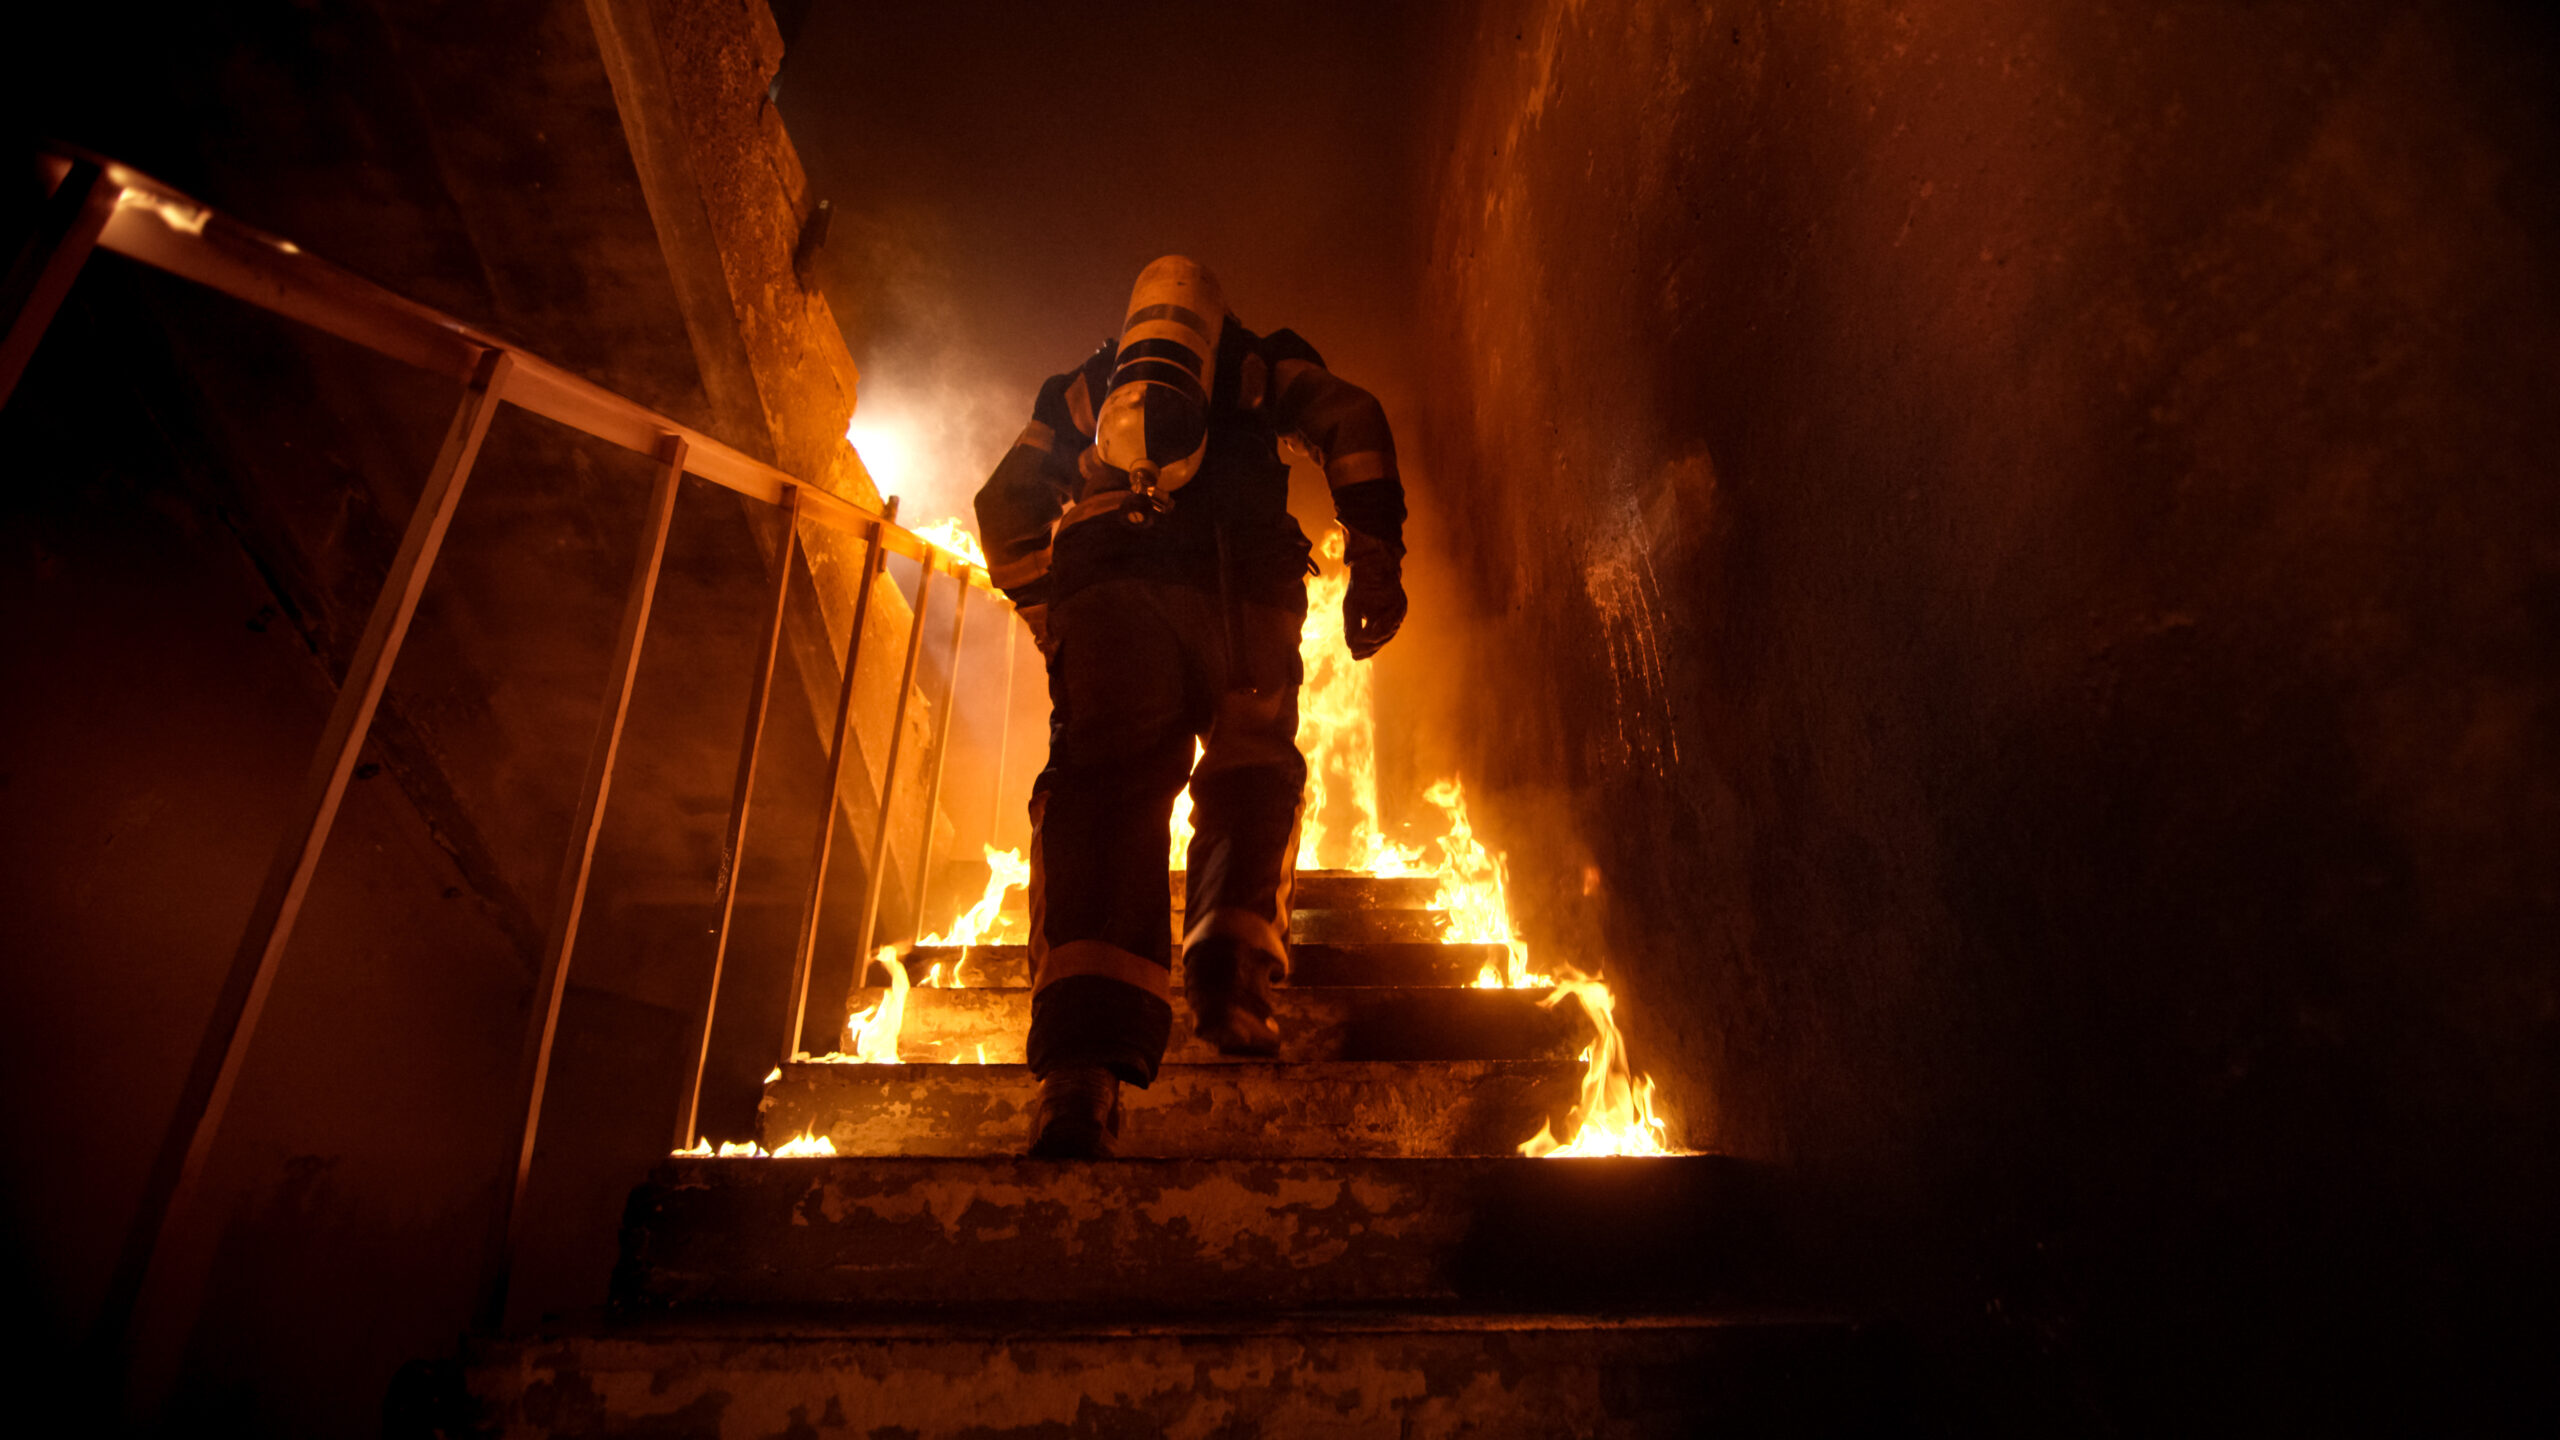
[1409,1,2559,1429]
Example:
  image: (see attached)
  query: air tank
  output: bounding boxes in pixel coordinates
[1093,255,1226,498]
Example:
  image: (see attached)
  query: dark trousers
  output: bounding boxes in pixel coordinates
[1025,577,1306,1084]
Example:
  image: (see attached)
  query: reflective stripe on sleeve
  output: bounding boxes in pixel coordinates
[1323,450,1392,489]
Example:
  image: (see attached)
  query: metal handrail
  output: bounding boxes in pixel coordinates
[4,144,1013,1376]
[22,147,994,583]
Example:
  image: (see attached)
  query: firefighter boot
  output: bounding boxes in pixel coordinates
[1183,935,1284,1057]
[1027,1065,1123,1158]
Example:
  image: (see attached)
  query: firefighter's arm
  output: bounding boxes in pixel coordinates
[974,358,1107,648]
[1261,331,1408,659]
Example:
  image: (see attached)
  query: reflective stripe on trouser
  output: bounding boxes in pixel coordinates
[1025,577,1305,1084]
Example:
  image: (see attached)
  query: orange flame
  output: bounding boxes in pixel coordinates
[673,1128,837,1159]
[910,516,988,569]
[1517,976,1678,1156]
[1295,531,1427,875]
[1168,742,1203,870]
[1417,778,1550,989]
[918,844,1028,964]
[840,945,909,1062]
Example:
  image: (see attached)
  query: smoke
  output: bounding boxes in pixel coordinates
[827,202,1027,533]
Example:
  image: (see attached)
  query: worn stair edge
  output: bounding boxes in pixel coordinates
[614,1154,1745,1311]
[467,1312,1883,1440]
[913,909,1449,950]
[900,941,1506,988]
[760,1059,1579,1158]
[841,985,1584,1064]
[963,871,1438,917]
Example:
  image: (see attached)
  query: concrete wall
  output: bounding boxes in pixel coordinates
[1408,0,2559,1428]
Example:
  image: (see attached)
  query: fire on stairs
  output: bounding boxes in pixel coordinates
[462,537,1876,1436]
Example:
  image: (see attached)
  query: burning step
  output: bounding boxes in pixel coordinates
[846,984,1584,1064]
[901,941,1508,988]
[761,1059,1578,1158]
[613,1153,1746,1313]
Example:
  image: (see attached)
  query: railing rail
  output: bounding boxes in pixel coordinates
[4,143,1011,1378]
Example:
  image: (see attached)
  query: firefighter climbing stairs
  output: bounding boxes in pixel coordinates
[462,871,1878,1436]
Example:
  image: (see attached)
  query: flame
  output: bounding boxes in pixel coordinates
[1419,779,1549,989]
[842,945,910,1062]
[1518,975,1678,1156]
[680,1129,838,1159]
[909,516,988,569]
[1167,743,1203,869]
[1293,532,1428,875]
[787,516,1678,1153]
[919,845,1027,954]
[117,187,210,237]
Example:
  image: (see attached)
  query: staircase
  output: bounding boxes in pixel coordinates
[464,872,1878,1436]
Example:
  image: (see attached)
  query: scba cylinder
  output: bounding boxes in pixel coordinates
[1093,256,1226,497]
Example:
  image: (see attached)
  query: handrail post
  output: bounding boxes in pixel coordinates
[92,346,513,1383]
[847,552,940,1009]
[1,158,119,409]
[676,488,801,1149]
[780,515,890,1062]
[987,618,1018,852]
[905,572,972,942]
[481,430,688,1332]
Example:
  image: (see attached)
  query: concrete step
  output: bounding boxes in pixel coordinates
[979,870,1442,914]
[900,941,1504,988]
[845,985,1582,1064]
[760,1060,1578,1158]
[614,1154,1745,1312]
[1286,905,1451,943]
[468,1309,1880,1439]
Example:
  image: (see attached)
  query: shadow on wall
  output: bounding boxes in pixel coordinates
[1405,0,2560,1431]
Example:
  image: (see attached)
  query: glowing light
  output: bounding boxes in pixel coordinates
[671,1138,712,1157]
[845,417,914,492]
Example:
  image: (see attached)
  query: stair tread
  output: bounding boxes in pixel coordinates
[842,984,1581,1063]
[762,1059,1581,1157]
[497,1302,1849,1341]
[902,940,1509,988]
[617,1153,1743,1312]
[468,1304,1884,1439]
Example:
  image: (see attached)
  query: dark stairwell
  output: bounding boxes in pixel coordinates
[5,1,2559,1435]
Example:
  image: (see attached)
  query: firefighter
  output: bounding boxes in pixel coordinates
[974,256,1407,1157]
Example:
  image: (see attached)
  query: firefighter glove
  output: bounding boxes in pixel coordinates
[1343,554,1405,660]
